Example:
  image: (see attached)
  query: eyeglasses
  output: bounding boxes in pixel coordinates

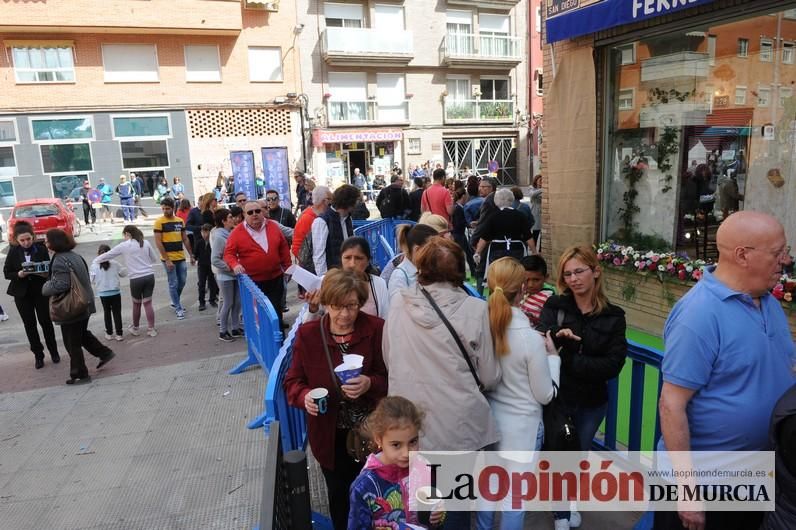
[562,267,592,279]
[265,197,279,201]
[743,246,791,260]
[329,303,360,313]
[246,209,262,216]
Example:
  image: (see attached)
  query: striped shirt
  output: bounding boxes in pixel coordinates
[519,289,553,328]
[153,215,186,262]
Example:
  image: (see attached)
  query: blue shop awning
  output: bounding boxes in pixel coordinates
[545,0,717,43]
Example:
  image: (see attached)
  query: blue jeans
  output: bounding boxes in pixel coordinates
[163,260,187,311]
[476,424,545,530]
[553,402,609,521]
[120,197,134,222]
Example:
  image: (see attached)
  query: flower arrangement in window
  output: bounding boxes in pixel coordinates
[596,241,710,282]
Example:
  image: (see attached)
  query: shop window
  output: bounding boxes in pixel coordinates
[102,44,159,83]
[112,115,170,138]
[618,88,634,110]
[12,46,75,83]
[407,138,421,155]
[0,146,17,178]
[779,87,793,108]
[735,86,747,105]
[737,38,748,58]
[760,39,773,62]
[40,144,92,174]
[184,45,222,82]
[783,42,795,65]
[50,174,89,200]
[31,117,93,141]
[120,140,169,170]
[758,86,771,107]
[248,47,282,82]
[0,178,15,208]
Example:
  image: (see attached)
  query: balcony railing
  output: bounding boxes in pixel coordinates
[641,52,710,82]
[326,100,409,125]
[322,27,414,65]
[441,33,521,65]
[444,98,515,123]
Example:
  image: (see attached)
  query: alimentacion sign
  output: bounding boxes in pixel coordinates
[546,0,716,43]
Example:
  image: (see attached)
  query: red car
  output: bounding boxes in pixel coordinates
[7,198,81,242]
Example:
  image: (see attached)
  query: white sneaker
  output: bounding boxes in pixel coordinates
[147,328,158,337]
[0,314,8,322]
[569,511,582,528]
[104,333,114,340]
[114,335,124,341]
[128,326,140,336]
[554,519,571,530]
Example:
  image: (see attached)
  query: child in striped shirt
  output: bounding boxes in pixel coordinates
[519,255,554,329]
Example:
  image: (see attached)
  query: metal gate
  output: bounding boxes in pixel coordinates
[443,137,517,184]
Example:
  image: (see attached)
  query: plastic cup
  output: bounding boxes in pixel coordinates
[334,363,362,384]
[308,387,329,415]
[415,486,443,525]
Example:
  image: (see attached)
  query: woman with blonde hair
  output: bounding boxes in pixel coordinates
[538,245,627,529]
[200,192,218,225]
[477,257,559,530]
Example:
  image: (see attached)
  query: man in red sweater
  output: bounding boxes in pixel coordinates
[291,185,331,259]
[224,201,291,329]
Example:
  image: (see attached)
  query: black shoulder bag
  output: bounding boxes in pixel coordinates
[419,285,485,393]
[541,308,580,451]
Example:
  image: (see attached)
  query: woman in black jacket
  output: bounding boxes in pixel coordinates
[539,245,627,528]
[3,221,61,369]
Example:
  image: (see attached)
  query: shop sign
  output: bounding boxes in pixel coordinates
[546,0,716,43]
[312,129,403,146]
[713,95,730,108]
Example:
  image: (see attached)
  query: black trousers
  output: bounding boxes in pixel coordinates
[197,264,218,305]
[14,294,59,359]
[454,232,477,278]
[60,317,114,380]
[82,203,96,224]
[653,509,763,530]
[320,428,364,530]
[255,276,285,329]
[100,294,123,335]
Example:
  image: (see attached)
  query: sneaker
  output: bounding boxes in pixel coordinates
[209,301,218,308]
[554,519,571,530]
[0,314,8,322]
[147,328,158,337]
[569,511,582,528]
[218,331,234,342]
[104,333,114,340]
[115,335,124,342]
[128,325,140,336]
[230,329,243,338]
[170,303,176,309]
[198,304,207,312]
[235,328,245,337]
[176,309,185,320]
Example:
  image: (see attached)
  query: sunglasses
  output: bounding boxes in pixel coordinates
[246,209,262,215]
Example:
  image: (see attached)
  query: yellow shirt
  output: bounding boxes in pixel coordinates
[153,215,186,262]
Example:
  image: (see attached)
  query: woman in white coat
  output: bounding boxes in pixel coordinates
[477,256,560,530]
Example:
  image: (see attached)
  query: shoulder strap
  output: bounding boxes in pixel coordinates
[319,314,344,399]
[368,275,379,316]
[418,285,484,392]
[557,308,565,328]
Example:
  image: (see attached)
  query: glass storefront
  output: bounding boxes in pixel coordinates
[602,6,796,258]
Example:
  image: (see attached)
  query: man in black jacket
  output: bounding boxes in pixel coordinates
[376,174,411,219]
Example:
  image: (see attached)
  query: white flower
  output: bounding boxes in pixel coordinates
[626,247,634,254]
[685,265,693,273]
[634,261,641,268]
[658,265,665,272]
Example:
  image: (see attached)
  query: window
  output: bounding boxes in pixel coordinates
[374,5,404,31]
[446,76,470,100]
[0,178,15,208]
[102,44,159,83]
[12,46,75,83]
[780,87,793,107]
[248,47,282,82]
[184,45,221,82]
[31,117,93,142]
[479,14,511,57]
[535,68,543,96]
[479,78,509,100]
[112,115,170,138]
[407,138,421,155]
[447,10,473,55]
[0,146,17,178]
[758,86,771,107]
[708,35,716,65]
[617,43,636,65]
[760,39,773,62]
[120,140,169,169]
[735,86,747,105]
[704,84,714,109]
[738,38,749,57]
[0,119,17,144]
[50,174,89,200]
[324,3,363,28]
[535,6,541,33]
[618,88,634,110]
[40,144,93,174]
[376,73,407,122]
[783,42,795,65]
[328,72,368,122]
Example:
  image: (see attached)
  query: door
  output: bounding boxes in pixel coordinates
[446,10,472,55]
[348,150,367,184]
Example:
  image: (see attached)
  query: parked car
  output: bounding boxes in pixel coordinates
[7,198,81,241]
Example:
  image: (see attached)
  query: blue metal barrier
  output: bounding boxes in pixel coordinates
[230,274,283,376]
[354,218,415,270]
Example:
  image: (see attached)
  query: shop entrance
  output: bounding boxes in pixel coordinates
[347,150,367,183]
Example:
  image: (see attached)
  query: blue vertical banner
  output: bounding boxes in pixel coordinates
[261,147,291,210]
[230,151,256,202]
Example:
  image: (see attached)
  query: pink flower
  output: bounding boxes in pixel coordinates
[773,283,785,300]
[651,255,660,262]
[692,269,703,281]
[678,270,687,281]
[613,258,621,266]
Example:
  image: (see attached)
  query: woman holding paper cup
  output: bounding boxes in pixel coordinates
[284,268,388,530]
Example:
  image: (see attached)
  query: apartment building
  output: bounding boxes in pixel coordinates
[296,0,530,188]
[0,0,302,208]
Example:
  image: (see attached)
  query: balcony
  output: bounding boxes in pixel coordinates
[326,100,410,126]
[446,0,519,9]
[0,0,242,35]
[639,101,710,128]
[321,27,414,67]
[440,33,521,69]
[641,52,710,82]
[444,98,515,124]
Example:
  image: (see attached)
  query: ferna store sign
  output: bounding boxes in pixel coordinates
[546,0,716,43]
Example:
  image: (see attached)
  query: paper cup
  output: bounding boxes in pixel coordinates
[343,354,364,368]
[415,486,443,525]
[308,387,329,415]
[334,363,362,384]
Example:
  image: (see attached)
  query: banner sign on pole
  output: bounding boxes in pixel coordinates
[545,0,716,43]
[230,151,256,202]
[262,147,291,210]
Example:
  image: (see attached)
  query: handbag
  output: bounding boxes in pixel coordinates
[418,285,485,393]
[319,315,373,462]
[49,256,90,322]
[541,309,580,451]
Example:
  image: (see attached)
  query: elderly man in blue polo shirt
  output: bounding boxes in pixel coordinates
[656,211,795,530]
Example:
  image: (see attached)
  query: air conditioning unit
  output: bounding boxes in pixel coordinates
[245,0,279,11]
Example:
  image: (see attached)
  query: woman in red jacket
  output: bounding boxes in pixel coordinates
[284,269,388,530]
